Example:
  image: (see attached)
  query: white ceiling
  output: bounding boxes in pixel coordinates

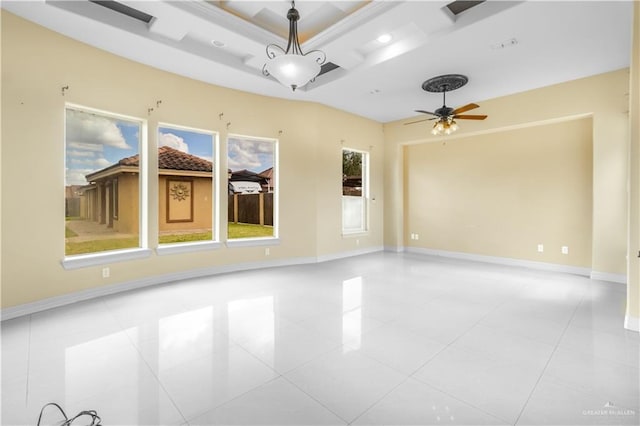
[2,0,633,123]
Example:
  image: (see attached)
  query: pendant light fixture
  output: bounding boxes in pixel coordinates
[262,1,326,91]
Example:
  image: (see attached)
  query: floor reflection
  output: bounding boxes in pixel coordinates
[343,276,363,352]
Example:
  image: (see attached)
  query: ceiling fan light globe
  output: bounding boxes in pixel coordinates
[265,54,321,91]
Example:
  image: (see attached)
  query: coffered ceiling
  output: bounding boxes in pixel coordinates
[2,1,634,123]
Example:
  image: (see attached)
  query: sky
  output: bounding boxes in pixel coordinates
[227,137,274,173]
[158,126,213,163]
[65,109,273,185]
[65,109,139,186]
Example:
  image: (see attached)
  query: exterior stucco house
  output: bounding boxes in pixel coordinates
[79,146,213,234]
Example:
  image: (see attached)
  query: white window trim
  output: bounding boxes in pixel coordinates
[226,237,281,248]
[62,248,153,270]
[227,134,279,244]
[63,104,148,268]
[341,147,369,235]
[157,123,220,247]
[157,241,223,256]
[342,231,369,238]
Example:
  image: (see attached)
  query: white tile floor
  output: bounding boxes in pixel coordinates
[2,252,639,425]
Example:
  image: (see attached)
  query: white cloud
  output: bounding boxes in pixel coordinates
[159,132,189,153]
[67,142,103,152]
[95,158,112,168]
[70,159,92,166]
[66,109,131,149]
[69,157,112,168]
[68,150,95,158]
[228,140,271,170]
[65,168,95,186]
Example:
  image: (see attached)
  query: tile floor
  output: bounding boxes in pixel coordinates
[2,252,639,425]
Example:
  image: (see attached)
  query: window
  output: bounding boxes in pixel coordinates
[342,148,368,234]
[227,135,277,240]
[64,106,144,256]
[157,125,217,246]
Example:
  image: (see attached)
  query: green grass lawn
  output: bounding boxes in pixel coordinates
[228,223,273,239]
[159,232,212,244]
[65,223,273,255]
[65,237,139,256]
[159,224,272,244]
[65,226,78,238]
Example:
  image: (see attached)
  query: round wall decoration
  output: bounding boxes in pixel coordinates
[170,182,190,201]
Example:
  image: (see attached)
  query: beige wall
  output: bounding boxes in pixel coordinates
[385,69,630,276]
[0,12,384,309]
[403,118,593,267]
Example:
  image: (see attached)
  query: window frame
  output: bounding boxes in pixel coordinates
[62,103,150,270]
[226,133,279,247]
[341,147,369,236]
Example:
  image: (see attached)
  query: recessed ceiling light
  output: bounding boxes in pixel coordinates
[376,34,392,44]
[211,40,225,47]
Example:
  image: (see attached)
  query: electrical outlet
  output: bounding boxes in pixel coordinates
[537,244,544,253]
[561,246,569,255]
[102,267,110,278]
[356,239,360,246]
[415,234,419,240]
[265,248,270,256]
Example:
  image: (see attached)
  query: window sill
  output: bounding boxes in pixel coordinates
[61,248,153,270]
[226,237,280,248]
[342,231,369,238]
[157,241,222,256]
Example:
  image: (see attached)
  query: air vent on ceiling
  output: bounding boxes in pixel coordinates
[89,1,154,24]
[445,0,486,16]
[318,62,340,77]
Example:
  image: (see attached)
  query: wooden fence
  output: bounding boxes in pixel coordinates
[228,193,273,226]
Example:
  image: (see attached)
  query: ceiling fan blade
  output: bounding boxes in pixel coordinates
[415,109,439,116]
[452,103,479,114]
[404,118,430,125]
[453,114,488,120]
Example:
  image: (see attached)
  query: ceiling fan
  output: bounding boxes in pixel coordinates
[406,74,487,135]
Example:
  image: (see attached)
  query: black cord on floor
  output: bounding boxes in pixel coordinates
[37,402,102,426]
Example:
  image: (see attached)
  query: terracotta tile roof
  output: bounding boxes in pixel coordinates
[119,146,212,172]
[259,167,273,179]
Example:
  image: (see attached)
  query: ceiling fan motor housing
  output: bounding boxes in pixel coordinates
[435,106,455,117]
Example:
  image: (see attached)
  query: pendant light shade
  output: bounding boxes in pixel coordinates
[262,1,326,91]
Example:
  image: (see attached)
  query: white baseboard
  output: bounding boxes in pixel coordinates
[625,315,640,332]
[406,247,592,277]
[1,247,385,321]
[384,245,405,253]
[316,246,383,263]
[589,271,627,284]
